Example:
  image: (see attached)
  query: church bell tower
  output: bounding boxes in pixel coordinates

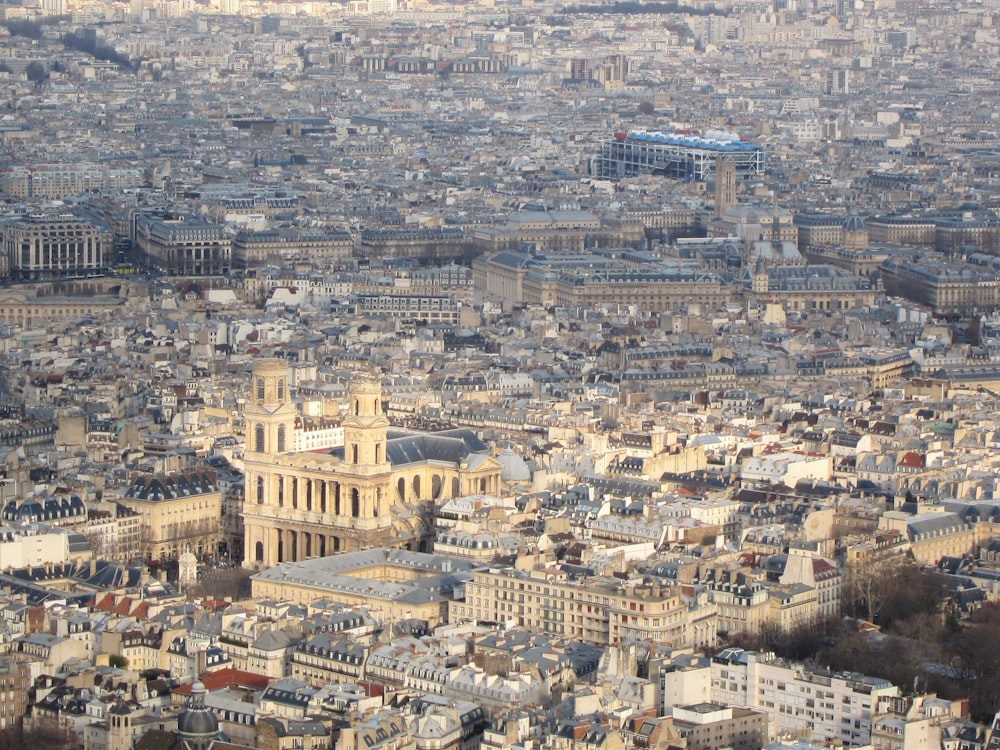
[244,358,297,456]
[342,376,390,473]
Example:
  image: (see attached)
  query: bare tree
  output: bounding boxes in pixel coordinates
[0,720,78,749]
[135,523,155,562]
[843,553,907,623]
[191,566,252,601]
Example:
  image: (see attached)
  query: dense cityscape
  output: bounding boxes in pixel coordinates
[0,0,1000,747]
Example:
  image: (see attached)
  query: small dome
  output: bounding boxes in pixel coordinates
[843,214,866,231]
[497,446,532,483]
[177,682,219,742]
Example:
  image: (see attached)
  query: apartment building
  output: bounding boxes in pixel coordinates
[232,228,353,269]
[119,469,222,561]
[0,655,32,734]
[358,227,469,263]
[708,581,770,637]
[671,703,768,750]
[711,648,899,745]
[454,567,714,648]
[871,694,966,750]
[866,216,936,246]
[0,164,142,199]
[355,293,460,324]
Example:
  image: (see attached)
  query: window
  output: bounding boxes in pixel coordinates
[277,425,286,453]
[256,378,265,401]
[254,424,265,453]
[257,476,265,504]
[277,379,285,401]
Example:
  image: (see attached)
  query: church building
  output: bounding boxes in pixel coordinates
[242,359,504,568]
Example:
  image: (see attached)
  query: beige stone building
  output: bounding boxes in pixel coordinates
[251,548,475,628]
[867,216,936,245]
[242,359,503,568]
[2,214,112,281]
[120,470,222,561]
[0,289,125,327]
[232,228,353,269]
[878,509,976,564]
[454,566,716,648]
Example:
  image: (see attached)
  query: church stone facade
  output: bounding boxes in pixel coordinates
[242,359,503,569]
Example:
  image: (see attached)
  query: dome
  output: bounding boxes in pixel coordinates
[843,214,866,231]
[497,446,532,483]
[177,682,219,745]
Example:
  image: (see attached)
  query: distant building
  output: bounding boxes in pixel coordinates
[747,264,878,313]
[355,293,460,324]
[880,258,1000,315]
[867,215,936,246]
[232,228,353,269]
[133,212,231,277]
[594,130,765,183]
[0,289,125,327]
[358,227,469,264]
[2,215,111,281]
[474,247,736,312]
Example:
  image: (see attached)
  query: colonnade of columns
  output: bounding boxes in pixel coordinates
[249,526,346,565]
[253,472,388,519]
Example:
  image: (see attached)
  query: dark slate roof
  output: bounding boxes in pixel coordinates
[125,470,218,502]
[133,729,178,750]
[2,494,86,524]
[385,428,488,467]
